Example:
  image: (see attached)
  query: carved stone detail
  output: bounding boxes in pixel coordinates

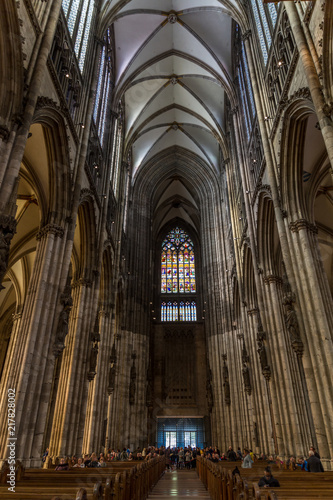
[282,271,304,357]
[206,365,214,412]
[168,12,178,24]
[53,276,73,357]
[222,355,231,406]
[257,315,271,381]
[87,314,100,381]
[289,219,318,234]
[0,215,17,290]
[107,343,117,395]
[36,223,64,241]
[146,362,153,408]
[129,352,136,405]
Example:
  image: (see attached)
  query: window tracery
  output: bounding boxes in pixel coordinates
[250,0,278,64]
[160,227,197,322]
[62,0,95,72]
[93,29,113,146]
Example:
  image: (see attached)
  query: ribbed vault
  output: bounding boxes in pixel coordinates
[98,0,248,187]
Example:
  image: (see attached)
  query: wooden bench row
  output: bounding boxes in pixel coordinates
[196,455,333,500]
[0,456,165,500]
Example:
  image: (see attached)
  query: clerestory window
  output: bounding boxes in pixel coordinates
[62,0,95,72]
[250,0,279,65]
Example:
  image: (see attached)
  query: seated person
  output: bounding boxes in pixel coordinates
[296,457,307,471]
[99,457,107,467]
[55,458,69,471]
[258,467,280,488]
[287,456,296,470]
[73,457,85,468]
[87,452,100,467]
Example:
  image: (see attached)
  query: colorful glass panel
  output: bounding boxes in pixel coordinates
[161,227,195,295]
[161,227,197,322]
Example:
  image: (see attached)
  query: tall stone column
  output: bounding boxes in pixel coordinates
[0,222,68,466]
[262,275,306,457]
[285,2,333,177]
[48,277,96,459]
[82,308,112,454]
[287,220,333,457]
[246,309,273,455]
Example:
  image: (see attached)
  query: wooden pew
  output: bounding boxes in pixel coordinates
[0,455,165,500]
[197,455,333,500]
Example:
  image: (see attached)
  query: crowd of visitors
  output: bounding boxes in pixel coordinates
[46,443,325,479]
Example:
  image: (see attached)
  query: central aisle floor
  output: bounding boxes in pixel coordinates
[148,468,212,499]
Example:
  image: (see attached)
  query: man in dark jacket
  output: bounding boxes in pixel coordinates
[258,467,280,488]
[227,446,237,461]
[307,451,324,472]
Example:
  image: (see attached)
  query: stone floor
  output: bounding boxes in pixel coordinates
[148,468,212,499]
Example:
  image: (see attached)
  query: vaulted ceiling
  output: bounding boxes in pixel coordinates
[99,0,248,233]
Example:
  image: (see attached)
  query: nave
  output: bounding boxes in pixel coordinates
[148,469,211,500]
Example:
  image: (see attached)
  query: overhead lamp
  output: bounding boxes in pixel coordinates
[277,59,284,68]
[264,116,272,122]
[76,122,85,128]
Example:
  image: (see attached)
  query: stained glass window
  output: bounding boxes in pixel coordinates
[62,0,95,72]
[241,43,255,119]
[93,29,113,146]
[250,0,278,65]
[161,300,197,322]
[160,227,197,322]
[161,227,196,294]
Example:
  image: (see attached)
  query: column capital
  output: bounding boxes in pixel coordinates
[263,275,283,286]
[242,30,252,42]
[36,223,64,241]
[289,219,318,234]
[71,277,93,288]
[247,308,258,317]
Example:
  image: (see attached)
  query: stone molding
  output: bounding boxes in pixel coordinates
[0,125,10,141]
[36,223,64,241]
[241,30,252,42]
[247,308,258,316]
[22,0,42,36]
[263,275,283,285]
[12,312,23,322]
[289,219,318,234]
[280,87,311,112]
[71,278,93,288]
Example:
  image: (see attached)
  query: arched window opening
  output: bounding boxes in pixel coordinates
[160,227,197,322]
[250,0,279,65]
[62,0,95,72]
[93,29,113,146]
